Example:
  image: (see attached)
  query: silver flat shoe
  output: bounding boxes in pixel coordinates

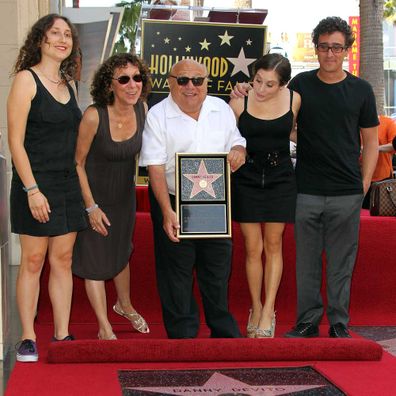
[113,304,150,334]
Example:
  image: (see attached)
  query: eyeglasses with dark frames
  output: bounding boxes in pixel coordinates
[169,75,207,86]
[112,75,145,85]
[316,44,347,54]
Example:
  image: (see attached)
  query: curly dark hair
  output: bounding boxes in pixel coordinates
[90,53,151,107]
[312,16,355,48]
[253,53,291,86]
[13,14,80,81]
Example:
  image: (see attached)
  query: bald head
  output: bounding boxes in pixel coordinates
[168,59,208,120]
[170,59,207,76]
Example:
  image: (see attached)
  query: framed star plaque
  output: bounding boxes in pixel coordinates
[175,153,231,239]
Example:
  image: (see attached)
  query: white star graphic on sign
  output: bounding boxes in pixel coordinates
[218,30,234,46]
[246,38,252,45]
[178,37,182,41]
[227,47,256,77]
[185,46,191,52]
[156,31,160,35]
[164,37,170,44]
[126,372,325,395]
[199,38,211,51]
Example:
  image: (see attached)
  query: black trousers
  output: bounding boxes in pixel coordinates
[149,187,241,339]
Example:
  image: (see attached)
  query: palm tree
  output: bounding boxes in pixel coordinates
[359,0,385,114]
[113,0,147,54]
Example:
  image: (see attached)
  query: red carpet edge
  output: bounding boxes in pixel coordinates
[47,337,383,364]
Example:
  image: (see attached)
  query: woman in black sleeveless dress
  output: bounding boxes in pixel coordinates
[8,14,86,362]
[229,54,301,338]
[72,54,151,340]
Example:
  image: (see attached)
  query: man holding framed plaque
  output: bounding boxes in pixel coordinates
[140,59,246,339]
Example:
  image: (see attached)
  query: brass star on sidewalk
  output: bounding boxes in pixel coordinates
[127,372,325,395]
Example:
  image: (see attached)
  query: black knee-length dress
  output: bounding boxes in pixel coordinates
[72,102,145,280]
[10,69,87,236]
[231,91,296,223]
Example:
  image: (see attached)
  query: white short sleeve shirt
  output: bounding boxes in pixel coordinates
[140,94,246,195]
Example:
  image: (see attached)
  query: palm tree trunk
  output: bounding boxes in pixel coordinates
[359,0,384,114]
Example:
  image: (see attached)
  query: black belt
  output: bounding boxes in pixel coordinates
[246,150,289,168]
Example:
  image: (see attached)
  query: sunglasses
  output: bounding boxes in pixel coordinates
[169,75,206,86]
[112,74,145,84]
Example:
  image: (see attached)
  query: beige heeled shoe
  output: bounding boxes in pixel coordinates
[246,309,257,338]
[255,312,276,339]
[113,304,150,334]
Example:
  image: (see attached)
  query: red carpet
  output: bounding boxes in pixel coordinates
[47,337,382,364]
[6,188,396,395]
[36,210,396,326]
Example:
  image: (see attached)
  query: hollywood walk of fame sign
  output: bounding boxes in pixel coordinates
[141,19,267,106]
[175,153,231,238]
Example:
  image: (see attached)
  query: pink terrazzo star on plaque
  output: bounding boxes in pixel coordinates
[184,160,222,198]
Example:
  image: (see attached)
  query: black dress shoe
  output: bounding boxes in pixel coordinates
[329,323,351,338]
[284,322,319,338]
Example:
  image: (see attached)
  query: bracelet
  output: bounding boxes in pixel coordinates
[27,190,40,197]
[85,203,98,214]
[23,184,38,193]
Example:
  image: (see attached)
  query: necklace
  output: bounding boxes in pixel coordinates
[37,68,62,84]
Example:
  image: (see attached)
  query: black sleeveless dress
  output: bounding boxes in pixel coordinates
[72,102,145,280]
[231,90,296,223]
[10,69,87,236]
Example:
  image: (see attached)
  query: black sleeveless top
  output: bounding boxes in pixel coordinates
[231,90,296,223]
[15,69,82,176]
[10,69,86,236]
[240,91,294,157]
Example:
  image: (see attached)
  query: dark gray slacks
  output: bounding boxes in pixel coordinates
[149,187,241,339]
[294,193,363,327]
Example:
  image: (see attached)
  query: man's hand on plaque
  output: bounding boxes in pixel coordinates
[163,210,180,243]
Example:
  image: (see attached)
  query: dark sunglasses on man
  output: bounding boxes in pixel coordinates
[112,74,145,84]
[169,75,207,86]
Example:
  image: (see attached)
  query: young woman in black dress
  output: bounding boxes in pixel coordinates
[8,14,86,362]
[229,54,300,338]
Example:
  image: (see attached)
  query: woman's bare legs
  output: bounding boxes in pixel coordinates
[47,232,77,340]
[258,222,285,331]
[17,235,48,341]
[113,263,134,312]
[85,279,115,339]
[240,223,264,328]
[113,263,149,333]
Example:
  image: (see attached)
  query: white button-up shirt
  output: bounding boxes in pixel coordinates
[140,94,246,195]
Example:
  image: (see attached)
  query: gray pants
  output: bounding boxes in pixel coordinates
[295,193,363,327]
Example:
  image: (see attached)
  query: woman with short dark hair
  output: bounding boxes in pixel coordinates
[72,53,151,340]
[229,53,300,338]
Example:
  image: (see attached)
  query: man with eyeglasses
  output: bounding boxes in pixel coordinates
[140,59,246,339]
[283,16,379,338]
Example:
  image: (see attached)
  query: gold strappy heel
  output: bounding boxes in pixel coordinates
[255,312,276,339]
[246,309,257,338]
[113,304,150,334]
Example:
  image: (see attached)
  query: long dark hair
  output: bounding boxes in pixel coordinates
[90,53,151,107]
[13,13,80,81]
